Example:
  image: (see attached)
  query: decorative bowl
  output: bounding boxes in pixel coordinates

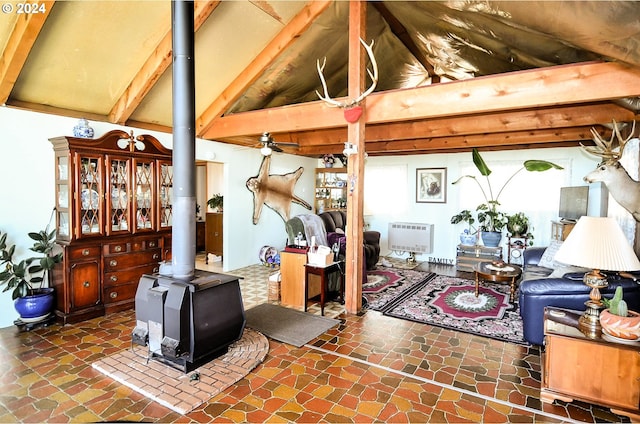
[599,309,640,340]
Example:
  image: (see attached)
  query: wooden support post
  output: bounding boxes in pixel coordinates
[344,0,366,314]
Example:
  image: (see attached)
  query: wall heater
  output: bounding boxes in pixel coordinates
[388,222,434,255]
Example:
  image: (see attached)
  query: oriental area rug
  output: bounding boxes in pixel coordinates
[365,269,525,345]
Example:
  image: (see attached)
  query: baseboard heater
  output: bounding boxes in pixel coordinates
[388,222,434,258]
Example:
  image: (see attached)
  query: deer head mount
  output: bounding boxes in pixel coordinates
[582,120,640,221]
[581,120,636,165]
[315,38,378,123]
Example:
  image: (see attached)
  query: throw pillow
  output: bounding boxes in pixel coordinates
[549,265,590,278]
[538,240,564,268]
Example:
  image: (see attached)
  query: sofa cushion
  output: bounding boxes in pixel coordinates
[521,265,552,281]
[538,240,563,268]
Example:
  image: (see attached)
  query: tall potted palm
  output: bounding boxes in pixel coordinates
[452,148,562,247]
[0,216,63,322]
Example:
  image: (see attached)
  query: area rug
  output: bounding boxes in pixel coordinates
[92,328,268,415]
[245,303,339,347]
[364,268,435,311]
[381,274,526,345]
[364,269,404,293]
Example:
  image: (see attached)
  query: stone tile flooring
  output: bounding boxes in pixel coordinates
[0,257,632,423]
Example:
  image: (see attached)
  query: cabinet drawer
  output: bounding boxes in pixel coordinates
[69,245,101,260]
[103,249,161,272]
[135,238,161,251]
[104,282,138,305]
[105,242,128,254]
[104,263,159,287]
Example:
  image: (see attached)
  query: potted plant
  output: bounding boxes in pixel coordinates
[0,223,63,322]
[600,286,640,340]
[322,154,336,168]
[450,209,477,245]
[207,194,223,212]
[506,212,535,245]
[452,148,562,247]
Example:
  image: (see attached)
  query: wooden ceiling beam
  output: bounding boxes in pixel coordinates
[275,103,632,147]
[202,61,640,140]
[0,1,55,104]
[108,1,220,125]
[294,126,598,156]
[195,0,332,138]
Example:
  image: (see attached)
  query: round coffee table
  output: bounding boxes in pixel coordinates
[473,262,522,303]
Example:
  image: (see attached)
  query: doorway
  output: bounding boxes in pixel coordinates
[196,161,224,272]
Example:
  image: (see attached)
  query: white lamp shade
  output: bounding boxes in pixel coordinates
[554,216,640,271]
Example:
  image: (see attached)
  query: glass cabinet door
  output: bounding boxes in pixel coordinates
[56,153,70,240]
[76,154,103,238]
[106,156,131,235]
[158,160,173,228]
[134,159,154,231]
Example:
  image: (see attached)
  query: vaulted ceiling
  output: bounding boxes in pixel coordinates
[1,1,640,157]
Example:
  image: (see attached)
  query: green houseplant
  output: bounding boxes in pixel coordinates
[506,212,535,245]
[0,222,63,321]
[452,148,563,247]
[600,286,640,340]
[450,209,477,245]
[207,194,223,212]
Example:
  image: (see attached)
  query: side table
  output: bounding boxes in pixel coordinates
[304,261,344,316]
[473,262,521,302]
[542,307,640,421]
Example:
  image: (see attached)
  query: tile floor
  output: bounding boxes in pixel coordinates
[0,256,632,423]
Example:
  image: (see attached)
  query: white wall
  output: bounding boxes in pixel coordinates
[363,147,602,264]
[0,106,315,327]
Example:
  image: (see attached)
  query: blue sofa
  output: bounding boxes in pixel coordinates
[518,246,640,345]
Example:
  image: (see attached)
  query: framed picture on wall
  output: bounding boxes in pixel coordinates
[416,168,447,203]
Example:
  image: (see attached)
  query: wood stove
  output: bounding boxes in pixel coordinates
[132,270,245,373]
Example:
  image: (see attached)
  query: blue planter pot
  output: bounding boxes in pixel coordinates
[14,288,55,319]
[459,234,477,245]
[481,231,502,247]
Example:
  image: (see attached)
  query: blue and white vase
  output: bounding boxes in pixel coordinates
[73,118,94,138]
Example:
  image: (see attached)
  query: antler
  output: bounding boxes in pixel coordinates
[581,120,636,163]
[315,38,378,109]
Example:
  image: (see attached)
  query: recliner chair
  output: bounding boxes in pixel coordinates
[318,211,381,270]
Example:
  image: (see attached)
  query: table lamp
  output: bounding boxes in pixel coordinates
[554,216,640,335]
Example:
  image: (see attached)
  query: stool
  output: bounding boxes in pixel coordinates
[304,261,344,315]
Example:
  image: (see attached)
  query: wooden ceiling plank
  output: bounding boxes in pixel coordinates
[108,1,220,124]
[0,1,55,104]
[202,61,640,139]
[195,0,332,137]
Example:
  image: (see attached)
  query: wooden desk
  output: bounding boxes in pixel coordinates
[542,307,640,421]
[304,261,344,316]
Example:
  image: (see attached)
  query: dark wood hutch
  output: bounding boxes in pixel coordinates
[50,130,173,324]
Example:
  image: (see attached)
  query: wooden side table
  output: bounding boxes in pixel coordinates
[473,262,521,302]
[304,261,344,316]
[542,307,640,421]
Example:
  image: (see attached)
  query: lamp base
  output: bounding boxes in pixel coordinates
[578,270,608,339]
[578,300,603,339]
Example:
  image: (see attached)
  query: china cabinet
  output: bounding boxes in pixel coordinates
[50,130,173,323]
[314,167,347,213]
